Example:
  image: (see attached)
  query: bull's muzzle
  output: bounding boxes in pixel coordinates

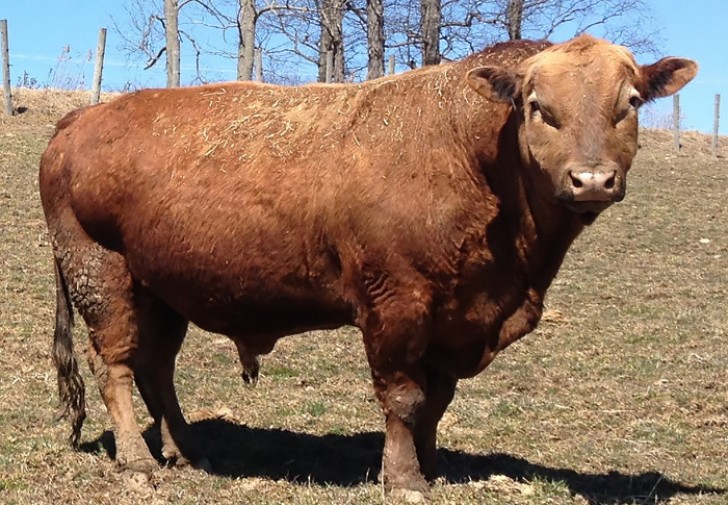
[567,169,624,202]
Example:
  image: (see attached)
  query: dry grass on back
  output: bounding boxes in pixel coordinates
[0,89,727,505]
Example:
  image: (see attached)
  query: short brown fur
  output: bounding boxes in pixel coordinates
[39,34,697,495]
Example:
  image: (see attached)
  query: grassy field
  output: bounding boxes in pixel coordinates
[1,89,727,504]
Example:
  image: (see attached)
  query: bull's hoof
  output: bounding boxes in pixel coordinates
[193,457,213,473]
[161,430,208,471]
[161,441,186,463]
[168,454,192,468]
[119,456,158,474]
[384,473,431,501]
[241,366,259,386]
[162,445,212,473]
[391,488,429,503]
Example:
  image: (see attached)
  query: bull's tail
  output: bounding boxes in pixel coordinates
[51,257,86,449]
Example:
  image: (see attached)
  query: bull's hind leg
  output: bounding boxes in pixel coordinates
[86,341,157,472]
[53,224,157,472]
[131,292,208,469]
[70,256,158,472]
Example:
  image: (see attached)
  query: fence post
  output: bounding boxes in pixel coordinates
[254,48,262,82]
[712,94,720,156]
[1,19,12,116]
[388,55,395,75]
[90,28,107,104]
[325,51,334,83]
[672,94,680,151]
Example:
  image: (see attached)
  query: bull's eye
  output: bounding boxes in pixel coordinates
[529,100,541,117]
[629,94,644,109]
[529,100,560,129]
[614,93,644,126]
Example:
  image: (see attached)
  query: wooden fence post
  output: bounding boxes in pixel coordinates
[1,19,12,116]
[254,48,262,82]
[90,28,107,104]
[672,94,680,151]
[388,55,395,75]
[712,94,720,156]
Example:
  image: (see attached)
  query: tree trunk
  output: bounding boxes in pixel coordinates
[506,0,524,40]
[420,0,441,66]
[366,0,385,80]
[164,0,180,87]
[318,28,331,82]
[237,0,256,80]
[318,0,345,82]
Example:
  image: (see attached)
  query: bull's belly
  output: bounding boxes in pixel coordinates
[86,194,352,337]
[121,241,352,338]
[148,275,351,338]
[188,300,351,339]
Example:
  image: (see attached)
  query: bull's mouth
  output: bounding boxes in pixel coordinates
[563,200,614,214]
[554,166,626,221]
[560,199,615,225]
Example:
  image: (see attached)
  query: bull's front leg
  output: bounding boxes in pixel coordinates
[367,361,458,495]
[358,281,435,497]
[369,365,429,495]
[414,367,457,480]
[372,367,429,495]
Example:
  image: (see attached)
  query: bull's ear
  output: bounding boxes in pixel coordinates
[640,57,698,101]
[466,66,521,102]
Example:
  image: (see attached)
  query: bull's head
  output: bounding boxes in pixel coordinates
[466,35,698,221]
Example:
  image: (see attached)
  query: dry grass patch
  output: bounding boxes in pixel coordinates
[1,90,727,504]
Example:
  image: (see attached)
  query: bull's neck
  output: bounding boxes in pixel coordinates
[465,104,586,296]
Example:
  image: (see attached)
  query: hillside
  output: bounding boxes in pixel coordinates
[1,88,726,505]
[2,87,726,157]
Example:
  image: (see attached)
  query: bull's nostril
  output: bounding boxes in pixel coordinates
[569,172,583,188]
[604,172,616,190]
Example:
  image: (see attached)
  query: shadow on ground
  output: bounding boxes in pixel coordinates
[80,419,724,505]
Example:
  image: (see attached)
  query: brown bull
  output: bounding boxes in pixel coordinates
[40,35,696,496]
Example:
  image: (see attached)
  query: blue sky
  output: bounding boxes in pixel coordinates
[1,0,726,133]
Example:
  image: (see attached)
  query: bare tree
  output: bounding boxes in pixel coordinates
[385,0,495,70]
[238,0,257,80]
[112,0,661,87]
[113,0,212,84]
[506,0,524,39]
[164,0,181,86]
[420,0,441,65]
[318,0,346,82]
[389,0,659,70]
[494,0,660,54]
[366,0,385,79]
[237,0,306,81]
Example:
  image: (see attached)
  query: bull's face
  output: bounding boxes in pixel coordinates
[467,36,698,221]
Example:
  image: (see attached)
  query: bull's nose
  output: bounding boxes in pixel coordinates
[568,170,618,202]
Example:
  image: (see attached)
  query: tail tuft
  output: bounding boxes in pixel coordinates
[52,258,86,448]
